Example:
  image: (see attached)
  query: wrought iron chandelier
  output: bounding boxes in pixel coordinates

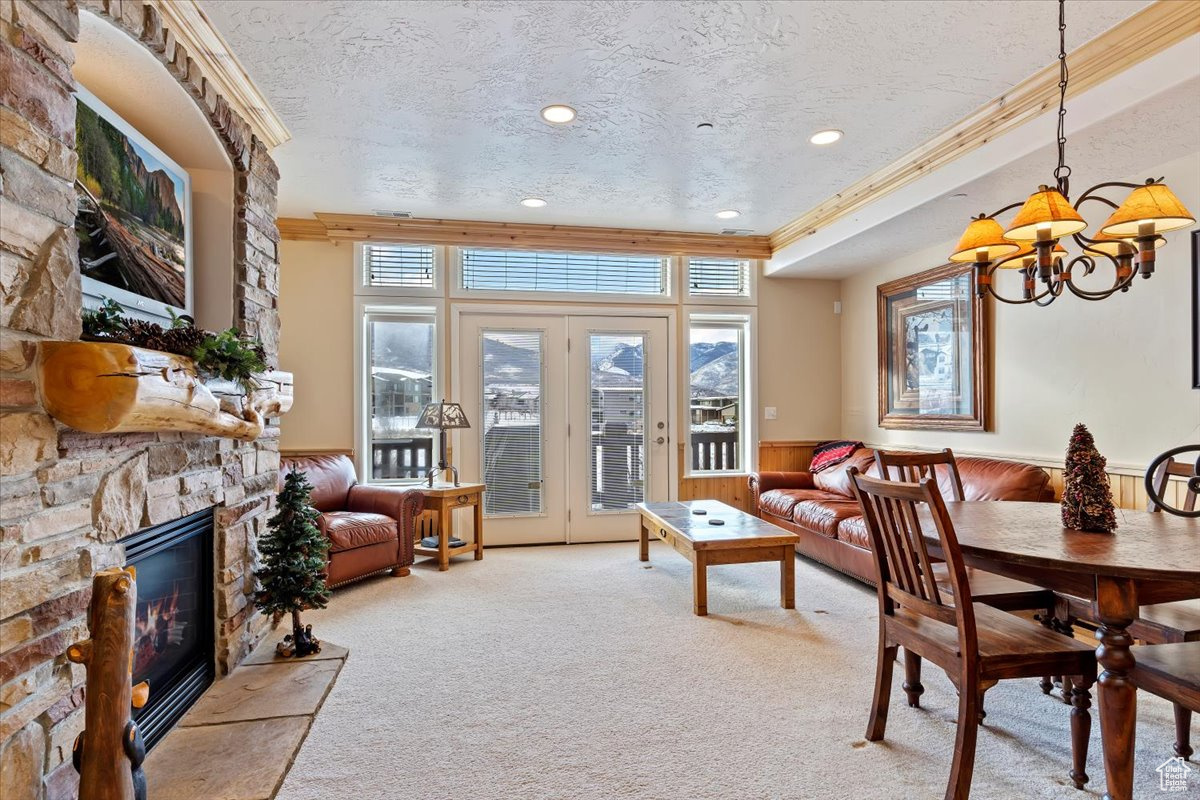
[949,0,1195,305]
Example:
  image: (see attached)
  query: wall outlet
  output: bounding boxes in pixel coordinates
[764,406,778,420]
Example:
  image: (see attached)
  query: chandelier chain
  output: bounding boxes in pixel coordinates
[1053,0,1071,197]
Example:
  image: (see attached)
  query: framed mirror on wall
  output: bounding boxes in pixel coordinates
[877,262,989,431]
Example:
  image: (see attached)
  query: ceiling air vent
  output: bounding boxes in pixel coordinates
[373,209,414,218]
[719,228,754,236]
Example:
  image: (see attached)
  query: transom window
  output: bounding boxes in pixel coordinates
[459,249,669,296]
[687,257,751,298]
[359,243,437,291]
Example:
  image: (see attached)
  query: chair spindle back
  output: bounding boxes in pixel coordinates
[874,448,966,502]
[848,467,978,650]
[1147,457,1199,514]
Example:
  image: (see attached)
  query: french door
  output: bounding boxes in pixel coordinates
[457,312,670,545]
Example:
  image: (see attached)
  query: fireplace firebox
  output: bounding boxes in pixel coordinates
[122,507,215,750]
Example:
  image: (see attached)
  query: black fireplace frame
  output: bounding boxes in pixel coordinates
[123,507,215,750]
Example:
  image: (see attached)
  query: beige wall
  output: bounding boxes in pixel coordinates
[275,244,844,456]
[757,276,842,440]
[839,150,1200,469]
[278,240,355,450]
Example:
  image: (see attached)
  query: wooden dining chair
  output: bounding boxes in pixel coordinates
[1147,455,1198,515]
[874,449,1056,609]
[1129,641,1199,760]
[848,468,1097,800]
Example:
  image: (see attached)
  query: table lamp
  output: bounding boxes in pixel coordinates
[417,399,471,487]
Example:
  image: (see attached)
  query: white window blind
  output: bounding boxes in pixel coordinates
[461,249,668,296]
[481,330,545,516]
[362,244,436,289]
[688,258,750,297]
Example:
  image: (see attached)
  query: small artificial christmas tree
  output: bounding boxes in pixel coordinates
[255,469,330,657]
[1060,423,1118,533]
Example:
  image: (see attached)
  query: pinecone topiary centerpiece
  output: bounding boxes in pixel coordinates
[255,469,331,657]
[1061,423,1118,533]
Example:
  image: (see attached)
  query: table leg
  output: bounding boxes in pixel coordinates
[638,520,649,562]
[693,551,708,616]
[473,497,484,561]
[780,547,795,609]
[1095,576,1138,800]
[437,504,451,572]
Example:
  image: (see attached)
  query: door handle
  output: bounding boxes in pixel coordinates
[655,437,665,444]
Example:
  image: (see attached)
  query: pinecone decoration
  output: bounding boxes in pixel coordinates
[160,324,210,357]
[1060,423,1118,533]
[123,319,169,351]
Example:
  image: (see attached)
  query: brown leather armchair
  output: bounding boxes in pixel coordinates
[280,454,424,588]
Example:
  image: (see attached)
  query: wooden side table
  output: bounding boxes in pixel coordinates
[413,483,485,571]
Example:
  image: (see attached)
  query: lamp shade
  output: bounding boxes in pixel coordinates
[1082,230,1165,258]
[1097,182,1196,238]
[949,215,1020,263]
[417,400,471,430]
[995,242,1066,269]
[1003,186,1087,241]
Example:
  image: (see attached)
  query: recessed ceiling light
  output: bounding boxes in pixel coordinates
[521,197,547,208]
[540,104,576,124]
[696,122,714,131]
[809,129,843,145]
[715,209,741,220]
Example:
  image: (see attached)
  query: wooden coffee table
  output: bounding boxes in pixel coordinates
[637,500,800,616]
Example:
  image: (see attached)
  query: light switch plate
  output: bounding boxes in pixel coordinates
[764,406,778,420]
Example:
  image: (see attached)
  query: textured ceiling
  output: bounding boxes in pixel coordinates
[201,0,1150,231]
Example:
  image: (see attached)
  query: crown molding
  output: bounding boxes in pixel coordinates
[150,0,291,149]
[768,0,1200,254]
[277,214,773,259]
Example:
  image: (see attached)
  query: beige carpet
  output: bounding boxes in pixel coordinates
[276,542,1190,800]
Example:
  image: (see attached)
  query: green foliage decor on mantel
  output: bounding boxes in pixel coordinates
[81,298,269,393]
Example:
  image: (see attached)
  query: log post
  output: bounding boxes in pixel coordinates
[67,567,149,800]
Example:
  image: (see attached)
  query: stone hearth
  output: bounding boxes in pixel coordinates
[0,2,284,798]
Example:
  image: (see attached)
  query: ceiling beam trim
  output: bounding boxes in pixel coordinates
[150,0,291,149]
[767,0,1200,257]
[278,214,773,259]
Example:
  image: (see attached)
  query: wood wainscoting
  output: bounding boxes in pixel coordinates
[678,440,821,514]
[676,441,1184,514]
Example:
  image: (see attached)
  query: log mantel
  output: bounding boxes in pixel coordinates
[37,341,293,441]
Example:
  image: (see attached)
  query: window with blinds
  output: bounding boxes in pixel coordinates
[687,258,751,297]
[361,244,436,289]
[481,330,545,516]
[460,249,669,296]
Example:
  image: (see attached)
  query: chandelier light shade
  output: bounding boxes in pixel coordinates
[945,0,1195,306]
[1002,186,1087,241]
[1097,181,1196,238]
[1081,231,1163,258]
[996,242,1066,269]
[949,215,1020,263]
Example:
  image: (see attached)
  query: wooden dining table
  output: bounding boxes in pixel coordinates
[916,501,1199,800]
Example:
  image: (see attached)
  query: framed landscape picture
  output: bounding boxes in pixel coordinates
[877,262,989,430]
[74,86,192,320]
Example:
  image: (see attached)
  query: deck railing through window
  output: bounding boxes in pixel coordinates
[690,430,739,471]
[372,438,433,480]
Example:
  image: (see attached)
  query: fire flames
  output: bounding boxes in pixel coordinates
[134,584,181,676]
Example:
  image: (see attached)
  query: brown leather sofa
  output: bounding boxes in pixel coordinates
[748,448,1054,584]
[280,454,424,588]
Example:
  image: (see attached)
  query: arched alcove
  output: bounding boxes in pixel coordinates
[73,11,235,332]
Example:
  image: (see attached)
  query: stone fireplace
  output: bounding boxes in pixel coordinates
[124,508,215,751]
[0,3,284,798]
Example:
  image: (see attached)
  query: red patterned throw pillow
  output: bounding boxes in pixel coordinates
[809,440,864,473]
